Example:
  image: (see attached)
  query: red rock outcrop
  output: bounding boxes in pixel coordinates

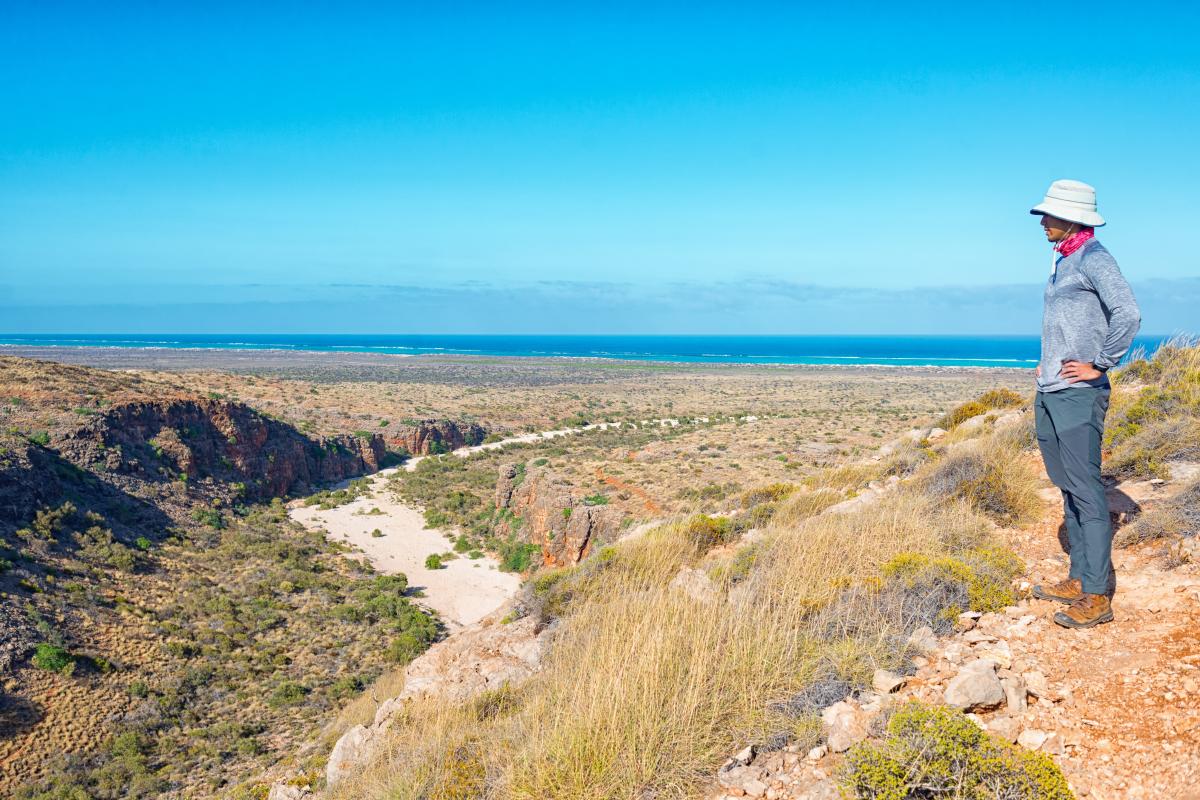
[387,419,486,456]
[58,398,385,501]
[494,464,623,567]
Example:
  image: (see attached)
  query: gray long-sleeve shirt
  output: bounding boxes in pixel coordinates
[1037,238,1141,393]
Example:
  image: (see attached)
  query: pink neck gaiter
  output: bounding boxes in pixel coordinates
[1055,227,1095,258]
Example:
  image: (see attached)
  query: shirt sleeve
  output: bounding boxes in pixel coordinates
[1082,251,1141,370]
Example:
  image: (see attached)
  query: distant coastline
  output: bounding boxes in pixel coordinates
[0,333,1174,369]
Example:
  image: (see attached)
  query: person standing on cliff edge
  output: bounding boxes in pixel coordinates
[1028,180,1141,629]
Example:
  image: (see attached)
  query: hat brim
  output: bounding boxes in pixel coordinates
[1030,202,1105,227]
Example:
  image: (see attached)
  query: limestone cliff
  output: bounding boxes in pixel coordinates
[494,464,624,567]
[56,397,386,501]
[387,419,486,456]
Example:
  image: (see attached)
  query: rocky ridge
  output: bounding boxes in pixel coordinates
[709,452,1200,800]
[56,397,386,502]
[494,463,625,567]
[387,419,486,456]
[322,605,552,788]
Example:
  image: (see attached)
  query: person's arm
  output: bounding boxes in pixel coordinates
[1084,251,1141,371]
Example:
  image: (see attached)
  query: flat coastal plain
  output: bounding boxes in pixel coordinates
[0,346,1032,798]
[4,346,1032,517]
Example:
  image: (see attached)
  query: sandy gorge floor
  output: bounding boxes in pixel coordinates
[289,469,519,629]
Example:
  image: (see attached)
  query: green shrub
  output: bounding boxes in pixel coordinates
[938,388,1026,430]
[582,493,609,506]
[191,508,226,529]
[267,681,308,708]
[682,514,736,551]
[388,631,430,664]
[28,430,51,446]
[32,643,74,673]
[739,482,799,508]
[840,702,1072,800]
[881,547,1023,618]
[425,553,444,570]
[499,541,541,573]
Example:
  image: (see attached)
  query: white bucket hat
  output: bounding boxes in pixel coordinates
[1029,179,1105,227]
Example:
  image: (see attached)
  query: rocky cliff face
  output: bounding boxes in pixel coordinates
[323,606,552,789]
[387,419,486,456]
[56,398,386,501]
[494,464,624,567]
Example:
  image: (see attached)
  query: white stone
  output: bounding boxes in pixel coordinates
[944,659,1005,711]
[907,625,938,655]
[670,567,718,603]
[987,716,1021,743]
[872,669,906,694]
[821,700,870,753]
[999,671,1028,713]
[1018,728,1049,750]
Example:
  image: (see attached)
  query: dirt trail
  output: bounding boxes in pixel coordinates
[998,468,1200,799]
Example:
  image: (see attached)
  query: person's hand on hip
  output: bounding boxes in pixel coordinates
[1060,360,1103,383]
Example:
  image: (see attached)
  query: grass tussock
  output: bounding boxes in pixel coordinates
[1106,337,1200,479]
[918,440,1041,525]
[333,485,1019,800]
[1114,479,1200,548]
[937,388,1027,431]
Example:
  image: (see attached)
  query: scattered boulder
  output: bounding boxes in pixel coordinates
[987,715,1022,743]
[871,669,906,694]
[326,609,551,787]
[267,784,312,800]
[998,669,1028,713]
[821,699,870,753]
[943,658,1005,711]
[1017,728,1049,750]
[670,567,718,603]
[907,625,938,655]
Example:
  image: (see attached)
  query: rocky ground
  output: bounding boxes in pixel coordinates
[709,460,1200,800]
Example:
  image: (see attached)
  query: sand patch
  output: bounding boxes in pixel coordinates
[289,472,519,628]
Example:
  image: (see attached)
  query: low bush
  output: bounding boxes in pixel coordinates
[1106,339,1200,478]
[267,681,308,708]
[840,702,1072,800]
[739,483,799,508]
[937,388,1026,430]
[32,643,74,673]
[424,554,444,570]
[681,514,737,551]
[880,546,1023,621]
[920,443,1039,524]
[1115,479,1200,547]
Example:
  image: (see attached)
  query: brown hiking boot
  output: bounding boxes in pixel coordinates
[1054,593,1114,629]
[1031,577,1083,604]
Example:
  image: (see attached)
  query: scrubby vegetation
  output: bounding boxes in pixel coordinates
[331,410,1040,799]
[840,703,1072,800]
[920,439,1040,525]
[1105,338,1200,479]
[937,388,1026,430]
[6,497,439,799]
[1116,478,1200,547]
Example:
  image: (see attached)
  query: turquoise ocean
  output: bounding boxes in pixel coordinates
[0,334,1175,368]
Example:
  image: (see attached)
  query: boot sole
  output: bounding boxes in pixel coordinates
[1031,586,1082,605]
[1053,610,1114,629]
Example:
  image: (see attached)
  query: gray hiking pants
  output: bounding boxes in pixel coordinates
[1034,385,1113,595]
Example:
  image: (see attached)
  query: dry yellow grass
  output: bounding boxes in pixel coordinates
[330,485,1003,799]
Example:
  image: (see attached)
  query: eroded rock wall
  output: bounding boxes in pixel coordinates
[57,398,386,501]
[494,464,624,567]
[388,419,486,456]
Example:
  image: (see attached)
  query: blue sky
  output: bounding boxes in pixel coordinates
[2,2,1198,334]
